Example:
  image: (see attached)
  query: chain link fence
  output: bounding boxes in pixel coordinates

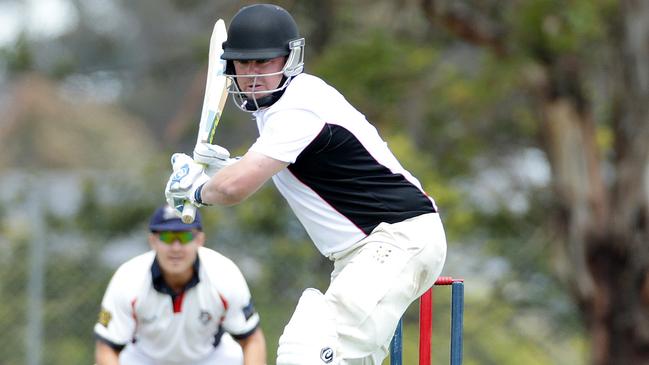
[0,171,151,365]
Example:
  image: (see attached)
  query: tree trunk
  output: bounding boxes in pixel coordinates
[519,2,649,363]
[421,0,649,363]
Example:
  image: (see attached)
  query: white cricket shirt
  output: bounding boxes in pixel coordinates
[94,247,259,364]
[250,73,437,256]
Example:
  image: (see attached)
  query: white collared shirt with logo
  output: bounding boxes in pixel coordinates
[250,73,438,257]
[94,247,259,364]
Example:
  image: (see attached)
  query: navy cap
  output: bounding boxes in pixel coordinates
[148,204,202,232]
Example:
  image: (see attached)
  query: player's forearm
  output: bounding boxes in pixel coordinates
[201,165,256,206]
[201,151,285,206]
[95,341,120,365]
[239,328,267,365]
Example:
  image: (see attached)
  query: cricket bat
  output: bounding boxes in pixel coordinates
[181,18,230,224]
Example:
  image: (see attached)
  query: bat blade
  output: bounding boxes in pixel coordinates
[198,19,229,145]
[181,18,229,224]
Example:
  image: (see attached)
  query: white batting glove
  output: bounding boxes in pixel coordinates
[165,153,211,217]
[193,143,239,176]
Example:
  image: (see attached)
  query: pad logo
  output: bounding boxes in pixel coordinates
[98,308,112,328]
[320,347,334,363]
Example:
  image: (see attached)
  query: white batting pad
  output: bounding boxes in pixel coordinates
[276,288,340,365]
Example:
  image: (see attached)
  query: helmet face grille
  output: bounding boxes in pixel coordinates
[222,4,300,60]
[224,37,304,112]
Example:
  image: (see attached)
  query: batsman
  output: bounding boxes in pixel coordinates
[166,3,447,365]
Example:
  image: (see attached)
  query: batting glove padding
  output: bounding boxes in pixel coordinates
[165,153,211,217]
[193,142,239,176]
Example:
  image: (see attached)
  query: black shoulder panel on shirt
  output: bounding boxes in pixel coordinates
[288,124,435,234]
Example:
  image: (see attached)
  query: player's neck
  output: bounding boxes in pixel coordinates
[163,270,193,293]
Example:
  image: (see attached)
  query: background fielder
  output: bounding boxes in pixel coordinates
[166,3,447,364]
[94,204,266,365]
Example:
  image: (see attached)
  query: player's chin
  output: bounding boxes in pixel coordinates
[166,265,191,275]
[163,259,188,270]
[244,85,266,93]
[251,91,272,99]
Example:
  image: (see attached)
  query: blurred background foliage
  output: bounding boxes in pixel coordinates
[2,0,648,364]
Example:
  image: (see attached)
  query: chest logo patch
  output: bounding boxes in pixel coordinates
[199,311,212,324]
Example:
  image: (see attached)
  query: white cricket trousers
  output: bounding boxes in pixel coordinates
[325,212,447,365]
[118,332,243,365]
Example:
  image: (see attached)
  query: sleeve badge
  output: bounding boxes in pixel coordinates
[98,307,112,328]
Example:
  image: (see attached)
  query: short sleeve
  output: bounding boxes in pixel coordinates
[93,268,137,346]
[249,108,324,163]
[219,261,261,338]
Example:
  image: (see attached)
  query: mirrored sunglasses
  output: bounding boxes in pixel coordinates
[156,231,196,245]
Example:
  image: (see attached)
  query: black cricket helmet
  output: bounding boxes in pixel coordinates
[221,4,305,111]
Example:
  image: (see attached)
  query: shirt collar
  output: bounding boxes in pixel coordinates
[151,255,201,296]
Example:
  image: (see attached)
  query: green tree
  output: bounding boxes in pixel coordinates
[419,0,649,363]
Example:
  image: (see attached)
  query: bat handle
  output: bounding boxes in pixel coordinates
[181,202,197,224]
